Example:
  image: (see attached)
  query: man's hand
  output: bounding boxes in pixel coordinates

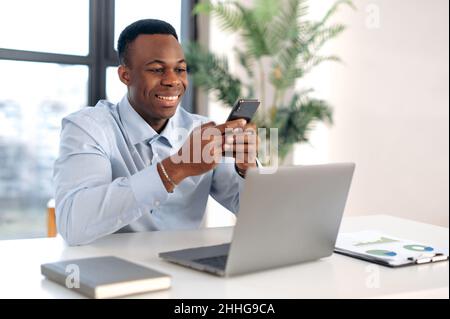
[158,120,247,192]
[218,120,259,176]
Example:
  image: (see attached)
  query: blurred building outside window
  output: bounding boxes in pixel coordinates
[0,0,183,239]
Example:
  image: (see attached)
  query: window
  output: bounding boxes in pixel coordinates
[0,0,195,240]
[0,61,88,239]
[0,0,90,55]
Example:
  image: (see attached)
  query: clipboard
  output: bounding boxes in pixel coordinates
[334,230,449,267]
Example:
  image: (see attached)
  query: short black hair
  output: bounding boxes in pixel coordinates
[117,19,179,66]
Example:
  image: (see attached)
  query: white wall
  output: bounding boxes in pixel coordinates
[297,0,449,226]
[202,0,449,227]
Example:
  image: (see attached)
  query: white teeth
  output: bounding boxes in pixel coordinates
[157,95,178,101]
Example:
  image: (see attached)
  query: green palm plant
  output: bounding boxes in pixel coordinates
[185,0,355,162]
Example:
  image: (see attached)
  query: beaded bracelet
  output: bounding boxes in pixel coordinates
[159,161,177,190]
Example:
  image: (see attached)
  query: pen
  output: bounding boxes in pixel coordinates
[407,253,448,264]
[431,253,448,262]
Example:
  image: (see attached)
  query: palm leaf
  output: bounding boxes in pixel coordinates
[184,43,242,107]
[194,0,244,32]
[271,38,308,90]
[253,0,280,26]
[273,95,333,158]
[314,0,356,31]
[304,55,342,73]
[189,0,354,161]
[267,0,308,50]
[235,47,255,78]
[235,2,271,58]
[300,23,346,67]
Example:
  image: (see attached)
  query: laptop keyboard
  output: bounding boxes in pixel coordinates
[193,255,228,269]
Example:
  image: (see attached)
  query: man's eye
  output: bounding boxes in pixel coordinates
[176,68,187,73]
[149,68,164,73]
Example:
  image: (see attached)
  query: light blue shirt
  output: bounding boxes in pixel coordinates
[54,95,244,246]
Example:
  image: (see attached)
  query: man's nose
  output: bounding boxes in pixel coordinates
[161,70,180,86]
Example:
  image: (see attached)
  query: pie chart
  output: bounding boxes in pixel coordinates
[366,250,397,257]
[403,245,434,252]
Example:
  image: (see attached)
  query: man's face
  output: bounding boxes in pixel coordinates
[119,34,188,124]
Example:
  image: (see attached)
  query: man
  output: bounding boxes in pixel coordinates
[54,19,257,246]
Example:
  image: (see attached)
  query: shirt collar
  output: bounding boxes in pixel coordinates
[118,95,181,148]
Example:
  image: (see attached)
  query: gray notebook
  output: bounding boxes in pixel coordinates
[41,256,171,298]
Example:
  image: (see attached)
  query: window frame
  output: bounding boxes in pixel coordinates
[0,0,197,111]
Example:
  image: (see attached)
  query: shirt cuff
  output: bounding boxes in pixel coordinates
[129,164,169,208]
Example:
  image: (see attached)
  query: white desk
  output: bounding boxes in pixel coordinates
[0,215,448,299]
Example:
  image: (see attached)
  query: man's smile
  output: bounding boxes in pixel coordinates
[154,93,182,107]
[155,94,180,101]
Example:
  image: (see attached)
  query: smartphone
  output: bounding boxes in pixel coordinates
[226,98,260,123]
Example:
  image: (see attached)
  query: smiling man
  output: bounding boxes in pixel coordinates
[53,19,257,246]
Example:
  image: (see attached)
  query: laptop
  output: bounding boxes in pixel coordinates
[159,163,355,277]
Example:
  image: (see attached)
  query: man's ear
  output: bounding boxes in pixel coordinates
[118,65,131,85]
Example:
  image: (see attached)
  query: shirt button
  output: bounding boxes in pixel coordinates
[154,200,160,207]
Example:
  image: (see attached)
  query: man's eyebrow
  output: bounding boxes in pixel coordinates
[145,59,186,65]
